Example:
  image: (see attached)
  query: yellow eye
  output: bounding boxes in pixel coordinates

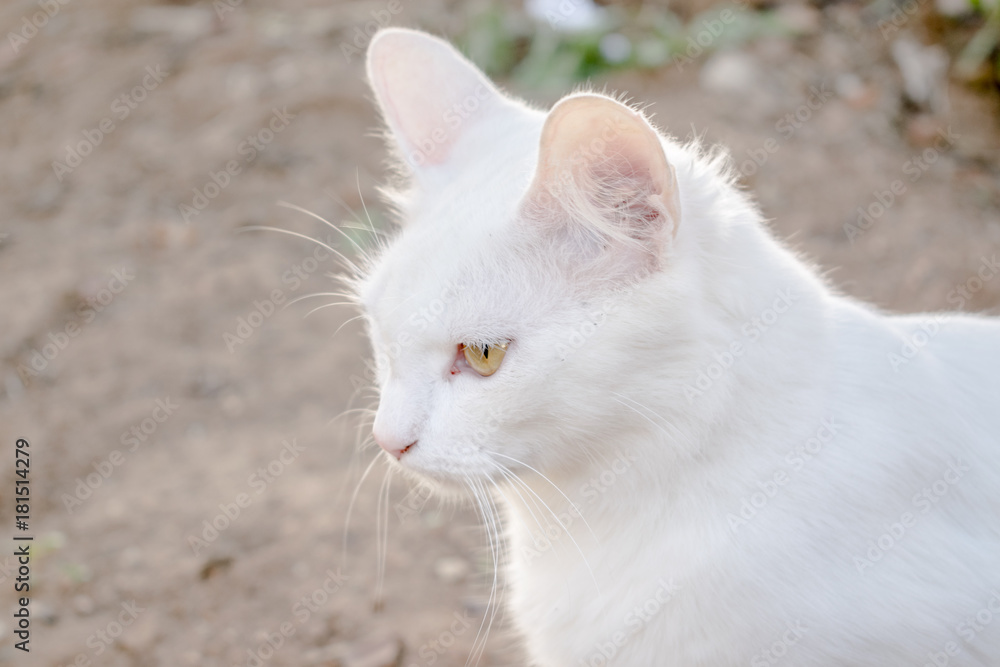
[461,342,509,377]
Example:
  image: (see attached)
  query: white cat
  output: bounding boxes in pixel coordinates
[357,27,1000,666]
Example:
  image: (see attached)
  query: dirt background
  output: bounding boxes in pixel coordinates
[0,0,998,665]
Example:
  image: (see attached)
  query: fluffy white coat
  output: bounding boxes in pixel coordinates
[359,28,1000,666]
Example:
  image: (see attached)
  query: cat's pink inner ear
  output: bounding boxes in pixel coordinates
[528,95,680,242]
[366,28,501,169]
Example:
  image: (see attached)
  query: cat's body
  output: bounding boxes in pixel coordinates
[359,28,1000,665]
[507,297,1000,666]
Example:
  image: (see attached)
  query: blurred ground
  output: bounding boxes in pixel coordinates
[0,0,998,665]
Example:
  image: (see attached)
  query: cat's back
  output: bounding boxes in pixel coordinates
[830,298,999,414]
[825,298,1000,553]
[876,308,1000,425]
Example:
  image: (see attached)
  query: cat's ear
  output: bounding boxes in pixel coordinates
[366,28,509,171]
[524,94,681,272]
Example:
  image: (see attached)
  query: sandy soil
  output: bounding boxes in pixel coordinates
[0,0,998,665]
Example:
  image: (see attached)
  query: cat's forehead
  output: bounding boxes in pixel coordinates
[361,113,546,330]
[364,169,532,306]
[361,205,514,329]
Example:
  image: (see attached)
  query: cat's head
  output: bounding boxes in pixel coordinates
[358,28,688,489]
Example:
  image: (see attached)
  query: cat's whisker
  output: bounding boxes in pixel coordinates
[342,452,383,566]
[303,301,358,320]
[324,406,376,429]
[328,422,374,490]
[238,225,363,276]
[610,393,689,447]
[489,460,602,601]
[374,467,384,607]
[284,291,359,308]
[476,478,509,665]
[276,200,378,267]
[323,271,358,288]
[383,467,394,601]
[488,462,551,547]
[465,477,502,667]
[490,453,600,544]
[355,168,388,253]
[348,388,380,408]
[342,223,389,240]
[324,184,388,247]
[346,366,380,405]
[483,477,514,626]
[332,314,367,340]
[494,462,569,536]
[381,290,421,318]
[374,465,393,609]
[499,464,580,551]
[461,476,490,665]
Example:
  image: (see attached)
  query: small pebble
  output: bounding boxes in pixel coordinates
[32,602,57,625]
[699,51,761,96]
[72,595,95,615]
[434,556,469,584]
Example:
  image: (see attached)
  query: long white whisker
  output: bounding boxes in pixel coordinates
[491,452,599,544]
[611,392,684,441]
[332,313,366,338]
[491,454,603,599]
[383,467,393,603]
[355,168,385,250]
[489,461,550,547]
[474,478,506,666]
[284,291,358,308]
[238,225,362,276]
[343,452,381,564]
[465,478,499,667]
[303,301,357,319]
[276,200,375,265]
[374,465,392,609]
[462,476,490,662]
[484,476,514,632]
[343,222,389,240]
[324,184,388,249]
[325,407,375,429]
[497,463,573,553]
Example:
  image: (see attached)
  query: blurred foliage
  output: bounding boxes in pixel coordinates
[956,0,1000,81]
[457,2,798,89]
[456,0,1000,91]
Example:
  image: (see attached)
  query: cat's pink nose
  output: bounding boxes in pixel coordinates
[373,429,416,460]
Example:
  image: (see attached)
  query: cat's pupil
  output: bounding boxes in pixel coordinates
[483,346,489,359]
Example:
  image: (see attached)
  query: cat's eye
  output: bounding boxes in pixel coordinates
[461,342,509,377]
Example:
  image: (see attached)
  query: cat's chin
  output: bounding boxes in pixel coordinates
[389,455,497,498]
[392,468,473,504]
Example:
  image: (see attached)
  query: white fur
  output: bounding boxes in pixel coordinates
[359,28,1000,666]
